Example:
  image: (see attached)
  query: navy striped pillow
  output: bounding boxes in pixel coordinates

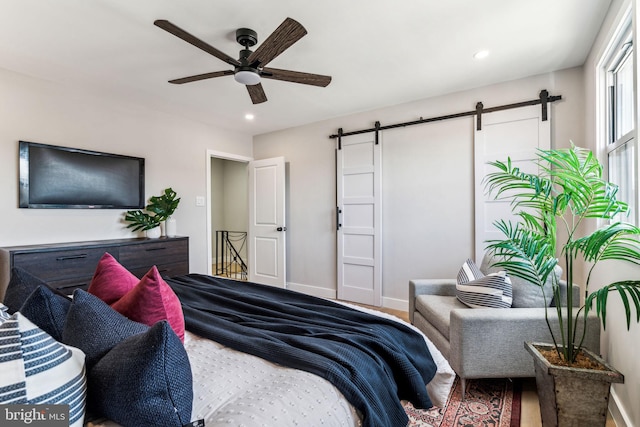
[456,259,513,308]
[0,312,87,427]
[0,303,9,320]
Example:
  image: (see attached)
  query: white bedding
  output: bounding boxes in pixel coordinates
[88,306,455,427]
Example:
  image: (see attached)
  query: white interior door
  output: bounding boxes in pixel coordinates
[248,157,286,288]
[336,133,382,306]
[474,105,551,262]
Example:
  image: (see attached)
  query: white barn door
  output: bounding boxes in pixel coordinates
[248,157,286,288]
[474,105,551,262]
[336,132,382,306]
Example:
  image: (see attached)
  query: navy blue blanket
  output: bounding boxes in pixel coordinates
[168,274,436,427]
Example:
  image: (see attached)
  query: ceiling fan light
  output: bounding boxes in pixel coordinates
[234,70,261,85]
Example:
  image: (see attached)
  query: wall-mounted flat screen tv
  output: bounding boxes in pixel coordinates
[19,141,145,209]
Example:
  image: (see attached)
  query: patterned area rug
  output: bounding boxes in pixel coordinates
[404,377,521,427]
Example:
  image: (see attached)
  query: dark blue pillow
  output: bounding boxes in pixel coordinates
[3,267,54,313]
[19,285,71,341]
[88,321,193,427]
[62,289,148,369]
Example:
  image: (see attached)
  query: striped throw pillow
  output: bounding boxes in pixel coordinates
[456,259,513,308]
[0,312,87,427]
[0,303,9,320]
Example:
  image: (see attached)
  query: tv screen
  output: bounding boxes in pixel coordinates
[19,141,145,209]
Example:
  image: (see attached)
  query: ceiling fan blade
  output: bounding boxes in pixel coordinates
[247,18,307,67]
[168,70,234,84]
[246,83,268,104]
[261,67,331,87]
[154,19,240,67]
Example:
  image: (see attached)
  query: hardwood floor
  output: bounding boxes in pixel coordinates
[356,304,617,427]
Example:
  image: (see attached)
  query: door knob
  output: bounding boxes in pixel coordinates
[276,226,287,232]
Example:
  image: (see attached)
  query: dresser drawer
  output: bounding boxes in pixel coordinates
[12,247,118,282]
[47,276,93,293]
[1,237,189,299]
[119,239,188,270]
[128,261,189,280]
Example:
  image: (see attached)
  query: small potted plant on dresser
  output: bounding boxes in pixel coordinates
[124,188,180,238]
[146,188,181,237]
[484,144,640,427]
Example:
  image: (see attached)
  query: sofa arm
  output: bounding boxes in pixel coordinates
[448,307,601,379]
[409,279,457,323]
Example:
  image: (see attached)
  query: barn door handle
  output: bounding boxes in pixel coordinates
[276,226,287,232]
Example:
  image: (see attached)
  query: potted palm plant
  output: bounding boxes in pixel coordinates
[484,144,640,427]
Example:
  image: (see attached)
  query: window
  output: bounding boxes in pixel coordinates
[604,19,636,224]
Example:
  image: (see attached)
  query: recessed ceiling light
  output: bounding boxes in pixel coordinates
[245,113,255,121]
[474,50,490,60]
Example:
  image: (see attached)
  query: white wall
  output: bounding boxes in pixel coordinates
[253,67,585,307]
[0,67,253,274]
[583,0,639,426]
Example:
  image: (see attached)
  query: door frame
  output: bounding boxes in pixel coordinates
[205,149,253,276]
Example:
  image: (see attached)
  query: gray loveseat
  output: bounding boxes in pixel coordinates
[409,258,601,397]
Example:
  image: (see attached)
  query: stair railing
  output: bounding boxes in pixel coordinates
[215,230,248,280]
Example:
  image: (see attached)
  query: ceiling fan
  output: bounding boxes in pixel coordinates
[154,17,332,104]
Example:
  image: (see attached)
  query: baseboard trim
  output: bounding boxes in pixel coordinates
[609,387,631,427]
[382,297,408,312]
[285,282,409,312]
[286,282,337,300]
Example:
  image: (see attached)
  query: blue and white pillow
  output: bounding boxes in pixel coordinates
[0,312,87,427]
[456,259,513,308]
[0,302,9,320]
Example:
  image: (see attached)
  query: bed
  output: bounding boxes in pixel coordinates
[0,256,455,427]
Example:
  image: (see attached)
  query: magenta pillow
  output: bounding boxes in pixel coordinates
[111,266,185,342]
[88,253,140,304]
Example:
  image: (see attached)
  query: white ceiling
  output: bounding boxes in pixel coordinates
[0,0,611,136]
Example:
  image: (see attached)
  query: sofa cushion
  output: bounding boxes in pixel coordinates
[457,258,483,283]
[415,295,467,340]
[480,252,561,308]
[456,259,512,308]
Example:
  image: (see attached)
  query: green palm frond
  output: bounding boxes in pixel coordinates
[573,222,640,265]
[585,282,640,329]
[486,220,557,287]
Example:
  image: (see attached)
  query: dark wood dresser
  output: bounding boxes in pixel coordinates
[0,236,189,297]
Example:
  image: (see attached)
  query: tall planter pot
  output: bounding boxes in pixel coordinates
[525,342,624,427]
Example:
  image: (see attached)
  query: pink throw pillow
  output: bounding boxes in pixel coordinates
[111,266,185,342]
[88,253,140,305]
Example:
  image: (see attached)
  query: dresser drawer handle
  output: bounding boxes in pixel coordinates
[146,247,167,252]
[56,254,88,261]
